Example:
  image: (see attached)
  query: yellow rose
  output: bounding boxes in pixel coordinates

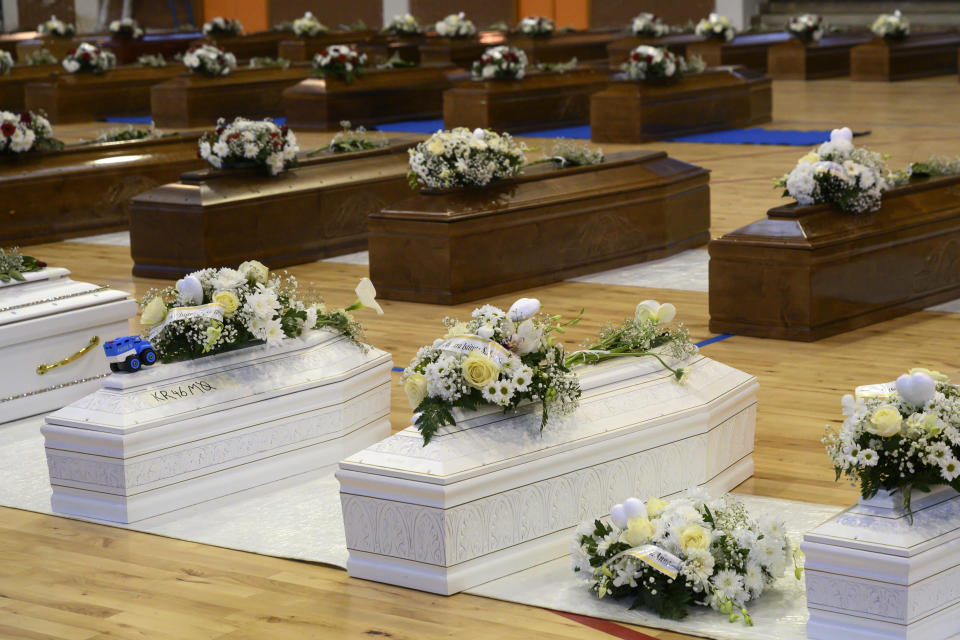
[909,367,949,383]
[140,296,168,327]
[461,349,499,389]
[238,260,269,284]
[646,497,668,518]
[868,404,903,438]
[623,516,654,547]
[403,374,428,409]
[427,139,445,155]
[800,151,819,165]
[213,290,240,316]
[907,413,943,437]
[679,524,711,552]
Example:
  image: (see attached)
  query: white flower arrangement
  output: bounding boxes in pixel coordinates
[183,44,236,76]
[249,56,290,69]
[139,262,383,362]
[516,16,554,37]
[622,45,702,81]
[572,490,796,624]
[785,14,824,42]
[471,45,527,80]
[312,44,367,83]
[26,49,57,66]
[0,51,12,76]
[407,127,526,189]
[202,16,243,36]
[0,110,60,155]
[109,17,144,39]
[824,368,960,518]
[382,13,422,35]
[61,42,117,74]
[871,10,909,40]
[435,12,476,38]
[402,297,581,444]
[136,54,167,67]
[775,127,895,214]
[37,15,75,38]
[695,13,735,42]
[630,12,669,38]
[198,117,298,176]
[292,11,327,38]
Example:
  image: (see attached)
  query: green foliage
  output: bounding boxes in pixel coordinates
[0,247,44,282]
[325,121,388,154]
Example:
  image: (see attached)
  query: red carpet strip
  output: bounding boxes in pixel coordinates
[549,609,660,640]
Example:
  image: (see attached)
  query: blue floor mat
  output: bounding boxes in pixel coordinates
[372,120,837,146]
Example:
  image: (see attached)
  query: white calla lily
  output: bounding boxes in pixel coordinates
[353,277,384,315]
[635,300,676,325]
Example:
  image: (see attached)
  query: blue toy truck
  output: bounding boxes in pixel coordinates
[103,335,157,373]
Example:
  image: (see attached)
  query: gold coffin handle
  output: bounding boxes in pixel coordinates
[36,336,100,375]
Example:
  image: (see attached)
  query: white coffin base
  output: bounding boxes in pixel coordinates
[803,486,960,640]
[43,331,391,523]
[346,455,753,595]
[338,353,757,595]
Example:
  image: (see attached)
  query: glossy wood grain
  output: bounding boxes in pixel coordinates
[369,150,709,304]
[129,140,418,279]
[767,32,873,80]
[418,33,509,68]
[443,67,610,133]
[101,31,202,65]
[709,175,960,340]
[851,31,960,81]
[0,63,60,112]
[25,65,183,123]
[15,35,109,62]
[149,66,312,128]
[0,31,41,59]
[275,30,395,63]
[686,31,792,73]
[0,134,205,246]
[590,67,772,143]
[284,65,469,131]
[511,29,621,64]
[192,30,291,60]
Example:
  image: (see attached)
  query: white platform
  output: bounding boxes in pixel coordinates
[0,267,136,424]
[803,486,960,640]
[42,330,392,523]
[337,353,757,595]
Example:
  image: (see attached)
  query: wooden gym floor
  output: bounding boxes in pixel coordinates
[2,77,959,639]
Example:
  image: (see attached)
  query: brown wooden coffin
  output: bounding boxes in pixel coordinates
[150,66,312,128]
[708,175,960,341]
[25,65,183,123]
[0,31,40,59]
[129,140,418,279]
[0,64,60,112]
[590,67,771,143]
[284,65,469,131]
[101,31,202,65]
[0,134,204,246]
[607,34,706,69]
[850,31,960,81]
[16,35,109,62]
[193,31,290,60]
[686,32,791,73]
[767,32,873,80]
[443,67,610,133]
[511,30,620,64]
[418,33,509,68]
[276,30,377,61]
[368,150,710,304]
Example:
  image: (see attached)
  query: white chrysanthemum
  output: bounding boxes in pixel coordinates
[212,268,245,291]
[711,569,746,603]
[743,562,765,595]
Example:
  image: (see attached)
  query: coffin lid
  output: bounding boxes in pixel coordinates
[129,139,417,206]
[340,353,756,485]
[44,330,390,434]
[0,267,132,343]
[855,29,960,49]
[805,487,960,558]
[375,150,708,222]
[715,175,960,250]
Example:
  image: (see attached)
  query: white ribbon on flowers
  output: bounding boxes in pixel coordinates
[437,334,512,365]
[611,544,682,579]
[148,302,224,341]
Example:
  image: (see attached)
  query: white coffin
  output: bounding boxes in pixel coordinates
[42,330,392,523]
[337,353,757,594]
[0,267,136,424]
[803,486,960,640]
